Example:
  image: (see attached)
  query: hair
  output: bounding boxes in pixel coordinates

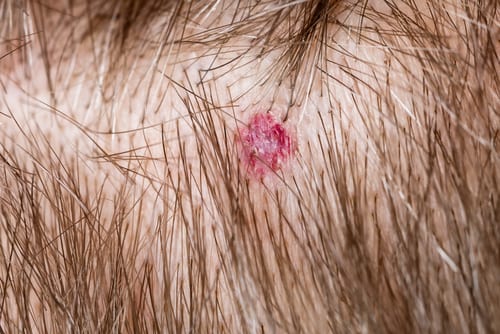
[1,0,498,332]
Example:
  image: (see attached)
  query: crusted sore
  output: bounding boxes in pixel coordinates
[235,112,297,178]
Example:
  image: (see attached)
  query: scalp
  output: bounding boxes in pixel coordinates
[0,0,499,333]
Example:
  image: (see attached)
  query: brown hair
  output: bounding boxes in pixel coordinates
[0,0,498,332]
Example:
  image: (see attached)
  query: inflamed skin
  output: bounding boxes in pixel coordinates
[236,112,296,178]
[0,0,499,333]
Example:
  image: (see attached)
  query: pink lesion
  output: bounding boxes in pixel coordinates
[236,112,297,177]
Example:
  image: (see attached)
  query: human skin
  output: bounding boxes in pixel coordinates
[0,0,498,333]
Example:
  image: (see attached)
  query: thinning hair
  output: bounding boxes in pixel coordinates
[0,0,498,332]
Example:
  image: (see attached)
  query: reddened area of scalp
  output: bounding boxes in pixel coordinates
[235,112,297,179]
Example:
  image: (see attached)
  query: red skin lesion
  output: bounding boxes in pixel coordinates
[235,112,297,178]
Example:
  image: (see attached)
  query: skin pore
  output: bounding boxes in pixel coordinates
[1,0,499,333]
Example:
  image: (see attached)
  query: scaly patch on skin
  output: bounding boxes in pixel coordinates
[236,112,296,178]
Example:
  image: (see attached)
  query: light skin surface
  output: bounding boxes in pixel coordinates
[1,0,499,333]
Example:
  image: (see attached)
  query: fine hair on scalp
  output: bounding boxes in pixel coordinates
[0,0,499,333]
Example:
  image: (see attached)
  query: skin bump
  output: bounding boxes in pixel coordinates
[235,112,297,178]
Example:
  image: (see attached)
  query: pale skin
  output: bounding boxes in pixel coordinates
[0,0,499,333]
